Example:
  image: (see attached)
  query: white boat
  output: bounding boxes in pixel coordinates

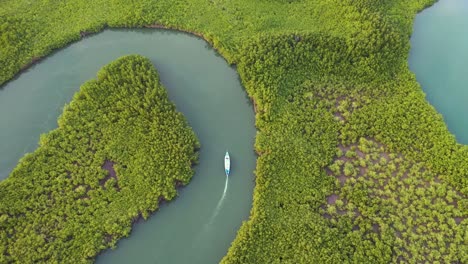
[224,151,230,176]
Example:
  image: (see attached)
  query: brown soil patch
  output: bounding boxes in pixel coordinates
[20,57,40,71]
[356,150,365,158]
[175,180,184,188]
[158,195,167,206]
[325,137,467,252]
[323,213,332,219]
[372,223,380,233]
[80,31,91,38]
[100,160,120,190]
[132,213,143,224]
[337,174,347,185]
[327,194,339,205]
[359,167,367,175]
[334,112,344,121]
[104,233,114,244]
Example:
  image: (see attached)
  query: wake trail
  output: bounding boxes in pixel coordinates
[196,175,229,241]
[208,175,229,224]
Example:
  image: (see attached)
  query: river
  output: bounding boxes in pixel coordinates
[1,0,466,262]
[0,29,256,263]
[409,0,468,144]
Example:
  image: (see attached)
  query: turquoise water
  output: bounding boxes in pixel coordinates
[409,0,468,144]
[2,0,465,262]
[0,29,256,263]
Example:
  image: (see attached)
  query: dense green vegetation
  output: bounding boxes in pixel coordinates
[1,0,467,263]
[222,30,468,263]
[0,0,434,85]
[324,138,467,262]
[0,55,199,263]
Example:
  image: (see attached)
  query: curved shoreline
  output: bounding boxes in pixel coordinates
[2,0,467,262]
[0,55,201,262]
[1,30,258,263]
[1,23,235,91]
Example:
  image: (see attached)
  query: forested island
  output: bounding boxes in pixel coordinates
[0,55,199,262]
[1,0,467,263]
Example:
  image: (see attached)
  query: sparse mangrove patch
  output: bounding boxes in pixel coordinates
[1,0,467,263]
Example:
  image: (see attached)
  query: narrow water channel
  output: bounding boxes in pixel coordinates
[0,29,256,263]
[409,0,468,144]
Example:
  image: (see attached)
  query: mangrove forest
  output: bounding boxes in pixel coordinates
[0,55,199,263]
[0,0,467,263]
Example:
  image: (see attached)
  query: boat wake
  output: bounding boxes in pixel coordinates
[208,175,229,224]
[196,175,229,239]
[193,176,229,248]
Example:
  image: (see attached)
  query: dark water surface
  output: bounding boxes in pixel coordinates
[409,0,468,144]
[0,29,256,263]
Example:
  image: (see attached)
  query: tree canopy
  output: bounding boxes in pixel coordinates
[0,55,199,263]
[1,0,467,263]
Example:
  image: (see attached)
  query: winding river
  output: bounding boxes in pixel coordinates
[1,0,466,262]
[0,29,256,263]
[409,0,468,144]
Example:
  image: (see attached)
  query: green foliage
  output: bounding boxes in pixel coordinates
[323,138,467,263]
[218,1,467,262]
[0,0,434,86]
[2,0,468,263]
[0,55,199,263]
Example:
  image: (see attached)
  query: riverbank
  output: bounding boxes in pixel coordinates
[0,55,199,262]
[0,29,258,264]
[409,0,468,144]
[2,0,467,262]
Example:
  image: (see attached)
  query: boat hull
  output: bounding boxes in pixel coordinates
[224,152,230,176]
